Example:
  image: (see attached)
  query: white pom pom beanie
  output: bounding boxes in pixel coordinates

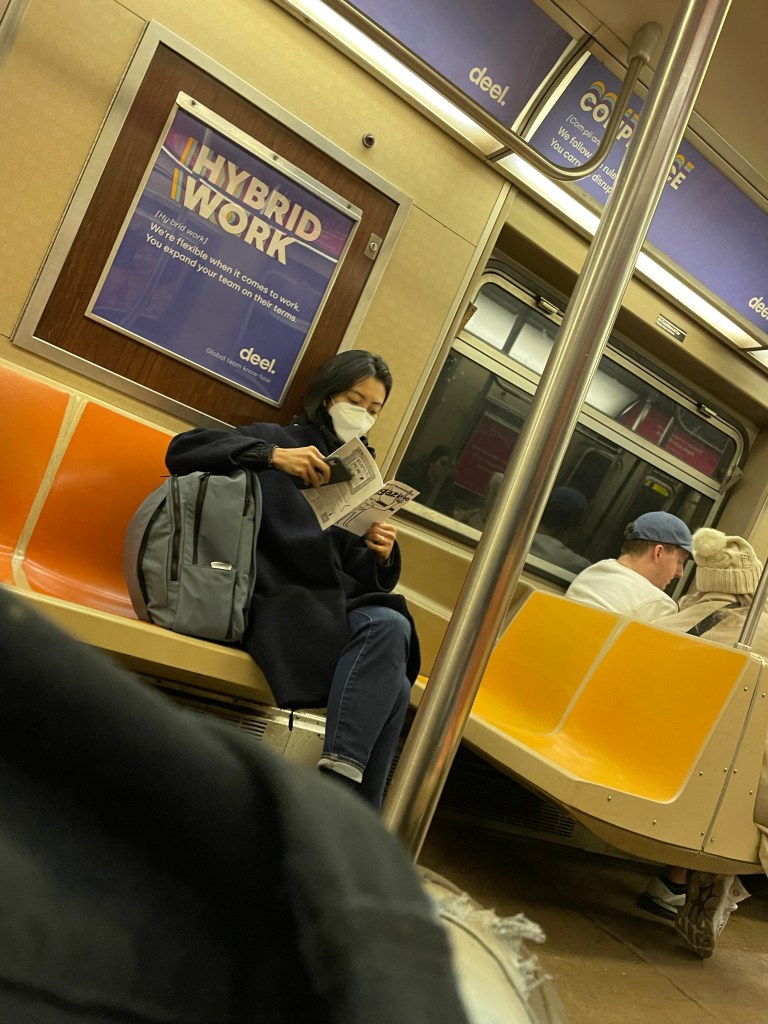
[693,527,763,595]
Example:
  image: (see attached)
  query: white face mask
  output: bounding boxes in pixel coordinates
[328,401,376,442]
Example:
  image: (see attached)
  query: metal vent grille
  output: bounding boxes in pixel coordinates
[154,686,271,741]
[146,678,325,767]
[437,747,577,839]
[435,747,637,860]
[183,702,270,742]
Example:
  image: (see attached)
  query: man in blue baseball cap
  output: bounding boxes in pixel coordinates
[566,509,693,920]
[566,510,693,623]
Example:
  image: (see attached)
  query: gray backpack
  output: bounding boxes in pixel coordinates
[124,470,261,642]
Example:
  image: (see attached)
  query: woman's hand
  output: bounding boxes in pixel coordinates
[271,446,330,488]
[366,521,397,564]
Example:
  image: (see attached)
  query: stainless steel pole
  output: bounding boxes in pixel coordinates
[0,0,30,71]
[383,0,732,858]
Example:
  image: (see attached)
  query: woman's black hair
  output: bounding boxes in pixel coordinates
[304,350,393,423]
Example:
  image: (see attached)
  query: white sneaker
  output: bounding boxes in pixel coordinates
[675,872,743,958]
[637,874,686,920]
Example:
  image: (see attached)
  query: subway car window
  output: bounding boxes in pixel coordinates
[466,279,738,482]
[398,270,744,589]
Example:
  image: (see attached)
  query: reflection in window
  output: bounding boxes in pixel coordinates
[529,488,590,575]
[398,347,721,587]
[464,282,737,481]
[466,285,525,350]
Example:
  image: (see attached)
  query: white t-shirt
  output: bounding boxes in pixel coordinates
[565,559,677,622]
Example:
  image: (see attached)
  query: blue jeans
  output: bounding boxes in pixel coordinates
[321,605,412,808]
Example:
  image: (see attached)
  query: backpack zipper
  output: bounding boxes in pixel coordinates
[193,473,210,564]
[219,471,257,640]
[170,476,181,581]
[241,472,258,635]
[137,502,165,604]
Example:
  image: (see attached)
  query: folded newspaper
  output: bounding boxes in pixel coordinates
[300,437,419,534]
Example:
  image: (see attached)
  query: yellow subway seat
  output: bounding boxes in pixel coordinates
[414,594,621,733]
[497,622,749,801]
[470,595,620,734]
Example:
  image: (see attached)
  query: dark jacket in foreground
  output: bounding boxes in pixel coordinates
[0,588,467,1024]
[165,414,420,707]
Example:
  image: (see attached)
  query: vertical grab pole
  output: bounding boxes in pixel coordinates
[383,0,732,858]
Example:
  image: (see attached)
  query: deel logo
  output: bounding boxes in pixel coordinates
[240,347,277,373]
[468,65,509,105]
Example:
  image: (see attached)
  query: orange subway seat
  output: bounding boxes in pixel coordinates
[23,403,171,616]
[0,365,70,582]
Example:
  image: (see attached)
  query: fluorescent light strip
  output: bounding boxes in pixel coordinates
[500,154,765,354]
[634,252,759,350]
[500,153,600,234]
[280,0,500,154]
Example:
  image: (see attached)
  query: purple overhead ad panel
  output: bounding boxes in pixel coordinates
[350,0,570,125]
[530,55,768,338]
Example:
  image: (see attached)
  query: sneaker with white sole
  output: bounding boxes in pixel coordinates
[636,874,686,920]
[675,872,743,958]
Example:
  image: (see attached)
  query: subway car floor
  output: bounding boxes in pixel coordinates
[419,816,768,1024]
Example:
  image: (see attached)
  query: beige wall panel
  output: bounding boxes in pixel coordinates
[2,0,505,431]
[0,0,142,337]
[349,209,478,457]
[116,0,504,246]
[719,429,768,559]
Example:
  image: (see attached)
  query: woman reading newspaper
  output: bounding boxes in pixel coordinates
[166,351,419,807]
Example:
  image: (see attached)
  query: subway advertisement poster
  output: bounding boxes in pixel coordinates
[88,95,361,406]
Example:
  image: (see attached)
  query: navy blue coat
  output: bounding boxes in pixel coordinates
[0,587,468,1024]
[166,415,420,707]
